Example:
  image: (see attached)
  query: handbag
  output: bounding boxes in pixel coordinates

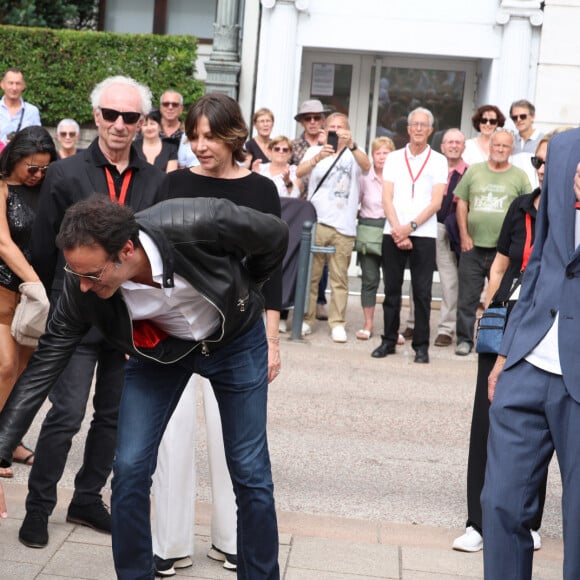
[354,218,385,256]
[475,213,534,355]
[10,281,50,347]
[475,305,507,354]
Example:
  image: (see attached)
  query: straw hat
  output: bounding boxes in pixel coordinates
[294,99,333,121]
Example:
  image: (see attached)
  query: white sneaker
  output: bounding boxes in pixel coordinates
[452,526,483,552]
[301,322,312,336]
[531,529,542,551]
[278,320,287,333]
[331,326,347,343]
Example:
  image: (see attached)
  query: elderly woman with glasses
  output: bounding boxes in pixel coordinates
[463,104,506,165]
[256,135,302,197]
[56,118,82,159]
[0,125,56,477]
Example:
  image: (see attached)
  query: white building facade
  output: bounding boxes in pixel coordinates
[101,0,580,150]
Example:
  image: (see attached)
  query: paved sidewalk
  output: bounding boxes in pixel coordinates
[0,291,564,579]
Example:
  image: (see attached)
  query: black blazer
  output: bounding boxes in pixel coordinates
[30,138,168,293]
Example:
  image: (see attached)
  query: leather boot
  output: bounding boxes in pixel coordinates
[371,336,396,358]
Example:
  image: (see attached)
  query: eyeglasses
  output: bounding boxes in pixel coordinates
[64,261,112,282]
[25,162,50,175]
[272,146,290,153]
[511,114,528,122]
[408,122,430,129]
[530,156,545,169]
[99,107,142,125]
[480,118,499,125]
[161,101,181,108]
[59,131,77,138]
[302,114,323,122]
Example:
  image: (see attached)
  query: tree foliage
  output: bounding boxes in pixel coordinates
[0,0,98,30]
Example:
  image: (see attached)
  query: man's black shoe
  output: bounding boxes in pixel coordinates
[414,347,429,363]
[371,337,396,358]
[19,510,49,548]
[66,500,111,533]
[154,555,193,577]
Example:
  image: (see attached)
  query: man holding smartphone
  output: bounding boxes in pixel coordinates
[296,112,371,343]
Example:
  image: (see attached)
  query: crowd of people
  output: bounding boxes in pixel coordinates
[0,62,579,580]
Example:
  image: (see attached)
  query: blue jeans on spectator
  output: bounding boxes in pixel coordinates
[111,320,279,580]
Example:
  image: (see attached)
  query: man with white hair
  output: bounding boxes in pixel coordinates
[55,118,82,159]
[17,75,167,549]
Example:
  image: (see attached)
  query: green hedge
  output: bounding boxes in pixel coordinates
[0,25,205,126]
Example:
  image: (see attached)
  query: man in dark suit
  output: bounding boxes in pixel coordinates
[18,75,167,548]
[482,128,580,579]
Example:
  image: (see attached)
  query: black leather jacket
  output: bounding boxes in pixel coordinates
[0,197,288,465]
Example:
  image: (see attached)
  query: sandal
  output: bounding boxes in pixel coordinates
[12,442,35,466]
[356,329,372,340]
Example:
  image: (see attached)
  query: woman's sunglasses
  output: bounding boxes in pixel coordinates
[25,162,50,175]
[530,156,545,170]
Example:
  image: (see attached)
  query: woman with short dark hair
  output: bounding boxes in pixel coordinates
[463,104,506,164]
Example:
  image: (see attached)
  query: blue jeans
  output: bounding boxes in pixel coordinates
[111,320,279,580]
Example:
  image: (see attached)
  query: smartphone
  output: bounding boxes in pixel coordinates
[327,130,338,151]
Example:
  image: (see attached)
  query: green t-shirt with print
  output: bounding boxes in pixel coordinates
[454,162,531,248]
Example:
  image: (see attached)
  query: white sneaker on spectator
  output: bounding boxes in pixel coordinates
[301,322,312,336]
[278,320,287,333]
[531,529,542,551]
[452,526,483,552]
[331,326,347,343]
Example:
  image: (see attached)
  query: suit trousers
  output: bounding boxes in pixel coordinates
[435,222,458,338]
[152,375,237,559]
[482,360,580,579]
[465,354,546,534]
[25,326,124,514]
[380,235,435,349]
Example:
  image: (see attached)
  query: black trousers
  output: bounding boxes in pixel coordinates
[465,353,547,533]
[25,326,125,514]
[381,234,435,350]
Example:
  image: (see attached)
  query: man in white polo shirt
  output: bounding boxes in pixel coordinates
[371,107,447,363]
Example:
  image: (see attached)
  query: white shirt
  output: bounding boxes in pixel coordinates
[120,231,220,341]
[382,145,448,239]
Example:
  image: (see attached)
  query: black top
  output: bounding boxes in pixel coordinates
[245,138,270,167]
[0,184,41,291]
[133,137,178,172]
[166,169,283,310]
[493,188,540,302]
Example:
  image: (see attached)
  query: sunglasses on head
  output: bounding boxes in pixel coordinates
[161,101,181,108]
[25,162,50,175]
[272,146,290,153]
[302,114,323,122]
[99,107,141,125]
[59,131,77,138]
[511,114,528,122]
[530,156,545,170]
[480,118,499,126]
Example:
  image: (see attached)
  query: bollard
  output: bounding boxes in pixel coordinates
[290,221,314,340]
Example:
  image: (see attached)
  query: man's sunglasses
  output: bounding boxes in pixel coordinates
[25,162,50,175]
[99,107,142,124]
[161,101,181,108]
[59,131,77,138]
[530,156,545,170]
[64,261,111,282]
[511,114,528,122]
[302,114,323,122]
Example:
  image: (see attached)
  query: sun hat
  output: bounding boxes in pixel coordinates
[294,99,333,121]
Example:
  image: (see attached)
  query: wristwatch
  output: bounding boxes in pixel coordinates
[349,143,358,152]
[410,221,418,231]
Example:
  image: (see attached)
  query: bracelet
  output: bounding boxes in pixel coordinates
[267,336,280,344]
[349,143,358,151]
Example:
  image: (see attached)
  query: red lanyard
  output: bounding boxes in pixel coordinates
[521,213,533,272]
[105,167,132,205]
[404,147,431,198]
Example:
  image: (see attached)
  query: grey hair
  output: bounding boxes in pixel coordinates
[90,75,152,114]
[160,90,184,105]
[407,107,434,127]
[56,118,80,134]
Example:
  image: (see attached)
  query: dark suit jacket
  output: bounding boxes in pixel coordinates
[501,128,580,402]
[31,138,168,293]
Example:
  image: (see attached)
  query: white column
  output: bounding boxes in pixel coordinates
[495,0,543,113]
[255,0,307,138]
